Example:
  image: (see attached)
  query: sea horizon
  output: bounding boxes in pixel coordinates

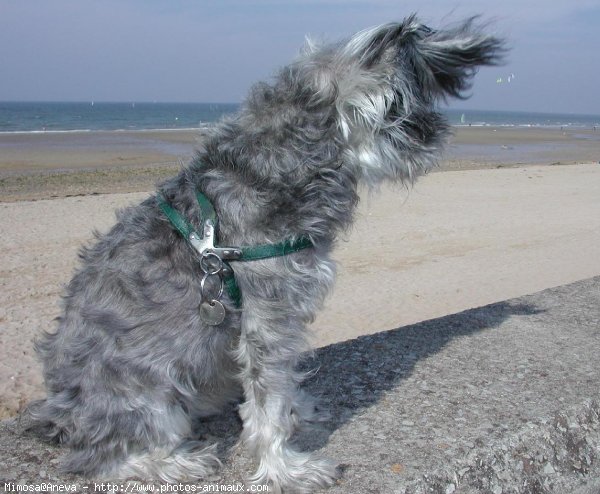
[1,101,599,134]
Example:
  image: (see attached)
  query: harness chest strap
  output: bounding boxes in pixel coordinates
[157,191,313,308]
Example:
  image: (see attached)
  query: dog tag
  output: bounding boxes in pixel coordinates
[199,300,226,326]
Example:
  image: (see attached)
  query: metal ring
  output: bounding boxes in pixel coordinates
[200,251,223,275]
[200,272,224,301]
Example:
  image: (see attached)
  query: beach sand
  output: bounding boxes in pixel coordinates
[1,127,600,418]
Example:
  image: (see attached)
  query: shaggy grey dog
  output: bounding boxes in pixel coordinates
[28,15,504,492]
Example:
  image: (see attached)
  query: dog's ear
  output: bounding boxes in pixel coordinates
[342,15,505,102]
[407,16,506,101]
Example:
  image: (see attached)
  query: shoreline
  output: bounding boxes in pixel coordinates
[0,122,596,135]
[1,126,599,202]
[0,126,208,135]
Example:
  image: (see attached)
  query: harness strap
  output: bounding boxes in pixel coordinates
[158,193,203,240]
[235,236,314,261]
[157,190,313,308]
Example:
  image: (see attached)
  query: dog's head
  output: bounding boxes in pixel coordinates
[232,15,504,189]
[297,15,505,185]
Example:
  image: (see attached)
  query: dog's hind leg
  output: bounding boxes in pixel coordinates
[235,295,339,493]
[42,386,224,483]
[56,397,221,482]
[30,331,222,482]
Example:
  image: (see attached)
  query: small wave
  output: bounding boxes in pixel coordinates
[0,126,212,136]
[0,129,94,135]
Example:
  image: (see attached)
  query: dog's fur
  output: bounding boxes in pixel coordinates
[28,15,504,492]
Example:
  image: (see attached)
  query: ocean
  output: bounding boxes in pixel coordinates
[0,102,239,133]
[1,102,599,133]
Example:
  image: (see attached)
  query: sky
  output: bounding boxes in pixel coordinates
[1,0,599,114]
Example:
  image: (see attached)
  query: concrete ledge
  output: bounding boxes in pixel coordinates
[2,277,599,493]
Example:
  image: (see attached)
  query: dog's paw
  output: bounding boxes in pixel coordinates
[117,441,222,483]
[251,451,339,493]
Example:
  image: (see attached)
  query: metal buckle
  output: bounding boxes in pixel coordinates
[188,220,242,262]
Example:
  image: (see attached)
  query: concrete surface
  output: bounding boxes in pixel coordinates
[1,276,599,493]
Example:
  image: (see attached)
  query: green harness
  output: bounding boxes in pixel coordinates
[157,190,313,309]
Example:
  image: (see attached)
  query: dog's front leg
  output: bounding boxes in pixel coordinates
[236,300,338,493]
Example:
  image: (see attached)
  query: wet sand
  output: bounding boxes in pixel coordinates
[1,126,599,202]
[444,126,600,169]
